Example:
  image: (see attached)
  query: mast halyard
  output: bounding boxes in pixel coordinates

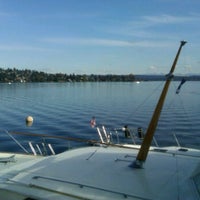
[134,41,187,168]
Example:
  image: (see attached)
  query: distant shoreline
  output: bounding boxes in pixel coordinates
[0,68,200,82]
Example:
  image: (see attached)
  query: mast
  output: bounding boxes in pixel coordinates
[134,41,187,168]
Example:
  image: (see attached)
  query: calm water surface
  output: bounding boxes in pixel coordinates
[0,81,199,153]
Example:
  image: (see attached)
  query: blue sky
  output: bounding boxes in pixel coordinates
[0,0,199,74]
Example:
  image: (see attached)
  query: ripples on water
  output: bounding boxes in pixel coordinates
[0,81,199,153]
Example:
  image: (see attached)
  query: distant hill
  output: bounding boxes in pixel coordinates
[135,74,200,81]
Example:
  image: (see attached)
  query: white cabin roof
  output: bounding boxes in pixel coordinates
[0,145,200,200]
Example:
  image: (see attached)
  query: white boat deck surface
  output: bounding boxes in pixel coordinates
[0,145,200,200]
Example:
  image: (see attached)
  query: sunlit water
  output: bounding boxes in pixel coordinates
[0,81,199,154]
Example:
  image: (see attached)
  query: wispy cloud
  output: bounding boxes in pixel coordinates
[0,12,12,17]
[0,44,53,52]
[105,13,200,40]
[35,11,101,20]
[42,37,134,47]
[143,14,200,25]
[42,37,173,48]
[0,11,17,18]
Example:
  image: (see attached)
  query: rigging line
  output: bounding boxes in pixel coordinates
[172,81,193,126]
[125,82,164,124]
[175,91,194,136]
[166,81,194,143]
[188,91,200,96]
[160,88,181,145]
[175,148,181,200]
[164,81,180,111]
[2,129,29,154]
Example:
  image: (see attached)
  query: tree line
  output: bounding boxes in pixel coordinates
[0,68,136,83]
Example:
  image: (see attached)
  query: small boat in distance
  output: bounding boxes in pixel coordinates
[1,41,200,200]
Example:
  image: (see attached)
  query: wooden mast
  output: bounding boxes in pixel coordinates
[134,41,187,168]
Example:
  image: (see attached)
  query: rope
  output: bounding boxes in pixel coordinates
[10,131,97,144]
[8,131,141,150]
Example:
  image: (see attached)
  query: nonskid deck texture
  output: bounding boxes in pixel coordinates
[0,145,200,200]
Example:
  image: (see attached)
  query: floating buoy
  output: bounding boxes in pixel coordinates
[26,116,33,126]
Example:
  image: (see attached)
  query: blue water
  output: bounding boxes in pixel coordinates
[0,81,199,154]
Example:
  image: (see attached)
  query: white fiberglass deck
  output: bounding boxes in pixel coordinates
[0,145,200,200]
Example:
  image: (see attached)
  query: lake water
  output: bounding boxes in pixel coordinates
[0,81,199,154]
